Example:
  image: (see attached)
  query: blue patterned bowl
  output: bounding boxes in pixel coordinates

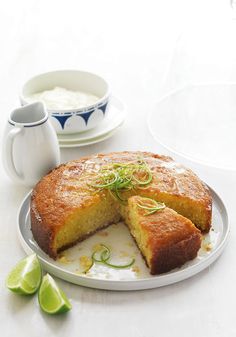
[20,70,110,134]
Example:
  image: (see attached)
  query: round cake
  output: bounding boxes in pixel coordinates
[31,151,212,274]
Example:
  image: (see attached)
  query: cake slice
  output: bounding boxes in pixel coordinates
[123,196,202,274]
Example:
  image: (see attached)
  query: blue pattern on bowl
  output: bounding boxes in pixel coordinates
[51,101,108,130]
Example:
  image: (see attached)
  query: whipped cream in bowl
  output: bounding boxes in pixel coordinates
[20,70,111,134]
[26,87,100,110]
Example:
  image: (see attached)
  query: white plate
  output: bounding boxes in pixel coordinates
[58,96,125,143]
[59,127,124,148]
[17,186,229,291]
[148,84,236,171]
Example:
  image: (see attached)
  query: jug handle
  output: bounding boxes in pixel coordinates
[4,127,24,182]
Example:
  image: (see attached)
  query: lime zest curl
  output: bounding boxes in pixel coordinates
[91,244,110,263]
[84,244,135,273]
[87,158,153,203]
[137,197,165,216]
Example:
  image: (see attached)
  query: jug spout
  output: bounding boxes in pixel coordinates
[9,102,48,127]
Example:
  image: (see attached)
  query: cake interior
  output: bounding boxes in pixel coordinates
[138,191,210,231]
[52,191,205,257]
[54,193,120,253]
[52,193,202,275]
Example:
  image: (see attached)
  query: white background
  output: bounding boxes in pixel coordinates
[0,1,236,336]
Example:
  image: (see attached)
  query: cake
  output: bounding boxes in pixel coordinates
[122,196,202,274]
[31,151,212,274]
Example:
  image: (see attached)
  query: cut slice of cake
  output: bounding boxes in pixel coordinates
[122,196,202,274]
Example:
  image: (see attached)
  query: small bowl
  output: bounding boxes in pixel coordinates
[20,70,111,134]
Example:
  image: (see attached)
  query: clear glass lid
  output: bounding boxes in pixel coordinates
[149,18,236,171]
[148,83,236,171]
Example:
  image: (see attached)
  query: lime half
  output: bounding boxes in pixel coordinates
[6,254,42,295]
[38,274,72,314]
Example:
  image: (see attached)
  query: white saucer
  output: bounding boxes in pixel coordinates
[58,96,125,147]
[59,128,123,148]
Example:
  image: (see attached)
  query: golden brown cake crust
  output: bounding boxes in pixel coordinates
[31,151,212,260]
[150,233,201,274]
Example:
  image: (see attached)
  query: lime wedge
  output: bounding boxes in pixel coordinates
[6,254,42,295]
[38,274,72,314]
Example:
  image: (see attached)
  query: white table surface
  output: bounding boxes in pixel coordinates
[1,1,236,336]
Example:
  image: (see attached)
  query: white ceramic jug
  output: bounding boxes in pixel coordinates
[2,102,60,186]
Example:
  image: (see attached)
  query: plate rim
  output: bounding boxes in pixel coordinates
[17,185,229,291]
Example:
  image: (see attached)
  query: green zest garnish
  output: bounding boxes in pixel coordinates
[84,244,135,273]
[88,158,152,203]
[137,197,165,215]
